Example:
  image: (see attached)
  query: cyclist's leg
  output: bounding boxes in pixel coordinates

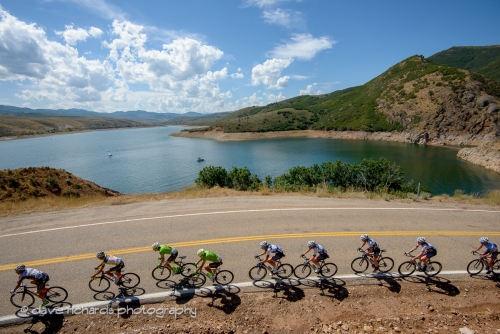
[372,248,380,268]
[312,254,323,266]
[488,252,498,269]
[36,277,49,300]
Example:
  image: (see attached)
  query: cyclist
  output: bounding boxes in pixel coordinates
[11,264,49,307]
[301,241,329,273]
[405,237,437,272]
[359,234,380,273]
[257,241,285,275]
[92,251,124,284]
[472,237,498,274]
[152,242,181,275]
[195,249,222,282]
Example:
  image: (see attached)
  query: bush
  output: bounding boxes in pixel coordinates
[195,166,229,188]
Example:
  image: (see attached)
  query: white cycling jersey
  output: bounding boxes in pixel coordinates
[266,244,283,255]
[313,244,328,255]
[18,268,45,281]
[418,242,436,253]
[102,255,122,266]
[365,238,379,249]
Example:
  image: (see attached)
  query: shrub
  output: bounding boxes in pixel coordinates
[195,166,229,188]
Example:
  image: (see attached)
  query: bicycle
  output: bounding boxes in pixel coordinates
[351,248,394,273]
[294,254,338,278]
[88,270,140,292]
[186,265,234,288]
[248,255,294,281]
[467,251,500,275]
[151,256,197,280]
[397,253,442,277]
[10,283,68,308]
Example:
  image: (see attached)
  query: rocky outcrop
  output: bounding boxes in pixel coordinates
[457,142,500,173]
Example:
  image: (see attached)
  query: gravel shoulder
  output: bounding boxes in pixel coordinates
[2,276,500,333]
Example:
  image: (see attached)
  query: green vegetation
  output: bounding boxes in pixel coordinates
[195,158,430,196]
[428,45,500,82]
[213,55,499,134]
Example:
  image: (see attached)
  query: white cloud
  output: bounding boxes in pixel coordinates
[56,25,103,45]
[269,33,334,60]
[299,83,322,95]
[243,0,295,8]
[251,58,293,89]
[264,92,287,102]
[65,0,126,21]
[262,8,304,29]
[231,68,244,78]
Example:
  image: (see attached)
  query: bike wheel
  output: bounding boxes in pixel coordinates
[180,263,197,278]
[120,273,140,288]
[319,263,338,278]
[424,261,442,277]
[466,259,484,275]
[276,263,294,279]
[187,273,206,287]
[249,265,267,281]
[152,266,172,280]
[398,261,416,277]
[10,291,35,308]
[89,276,110,292]
[215,270,234,285]
[46,287,68,303]
[378,257,395,273]
[492,260,500,275]
[351,257,369,273]
[294,264,312,279]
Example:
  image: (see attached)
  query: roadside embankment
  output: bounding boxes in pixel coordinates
[458,142,500,173]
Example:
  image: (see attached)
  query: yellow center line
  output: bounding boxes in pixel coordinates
[1,230,499,271]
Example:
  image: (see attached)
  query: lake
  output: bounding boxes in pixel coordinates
[1,126,499,195]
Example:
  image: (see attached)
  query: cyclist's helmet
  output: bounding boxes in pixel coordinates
[260,241,268,248]
[14,264,25,273]
[152,242,160,251]
[96,251,105,259]
[480,237,489,244]
[197,249,204,257]
[417,237,426,243]
[307,241,316,247]
[360,234,369,241]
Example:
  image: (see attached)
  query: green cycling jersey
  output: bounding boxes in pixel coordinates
[159,245,175,256]
[200,250,220,262]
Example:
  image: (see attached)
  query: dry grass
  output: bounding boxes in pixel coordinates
[1,187,499,218]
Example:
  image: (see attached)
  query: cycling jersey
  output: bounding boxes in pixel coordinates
[418,242,436,253]
[266,244,283,256]
[201,250,221,263]
[159,245,176,255]
[485,242,498,253]
[312,244,328,256]
[101,255,123,266]
[18,268,47,282]
[365,238,379,249]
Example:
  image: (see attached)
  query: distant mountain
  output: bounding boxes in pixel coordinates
[165,111,232,126]
[428,45,500,83]
[211,55,500,140]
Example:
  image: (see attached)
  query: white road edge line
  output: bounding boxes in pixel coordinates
[1,207,499,238]
[0,270,476,326]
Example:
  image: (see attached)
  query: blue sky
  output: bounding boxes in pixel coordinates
[0,0,498,114]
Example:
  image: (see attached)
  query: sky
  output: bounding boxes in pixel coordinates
[0,0,498,114]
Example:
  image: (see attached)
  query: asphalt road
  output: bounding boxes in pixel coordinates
[0,196,499,317]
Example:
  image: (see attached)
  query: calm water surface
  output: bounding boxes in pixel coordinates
[1,126,499,195]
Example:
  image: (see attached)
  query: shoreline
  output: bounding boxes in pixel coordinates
[170,129,500,173]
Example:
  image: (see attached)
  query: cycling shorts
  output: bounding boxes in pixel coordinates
[423,250,436,259]
[272,252,284,261]
[35,273,49,291]
[208,256,223,268]
[167,249,179,262]
[109,261,125,272]
[316,253,329,261]
[368,247,380,256]
[487,251,499,260]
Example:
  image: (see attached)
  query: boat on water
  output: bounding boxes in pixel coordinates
[108,151,113,156]
[197,157,204,162]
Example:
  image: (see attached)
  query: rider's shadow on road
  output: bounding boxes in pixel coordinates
[401,275,460,296]
[195,285,242,314]
[19,313,65,334]
[156,278,192,291]
[375,275,401,293]
[315,278,349,301]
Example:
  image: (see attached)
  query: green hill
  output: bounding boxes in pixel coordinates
[212,55,500,138]
[428,45,500,83]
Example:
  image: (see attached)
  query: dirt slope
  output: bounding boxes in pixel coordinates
[3,277,500,333]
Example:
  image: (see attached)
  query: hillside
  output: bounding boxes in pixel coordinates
[165,111,232,126]
[0,114,150,138]
[210,55,500,142]
[0,167,120,202]
[428,45,500,83]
